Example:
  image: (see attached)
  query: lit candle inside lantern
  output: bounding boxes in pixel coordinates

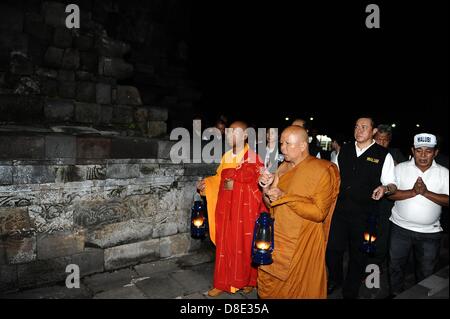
[256,240,271,250]
[193,217,204,228]
[364,232,377,243]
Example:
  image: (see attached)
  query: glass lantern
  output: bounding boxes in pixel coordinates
[251,212,274,265]
[191,194,207,239]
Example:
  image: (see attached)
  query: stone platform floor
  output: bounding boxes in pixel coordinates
[1,237,448,299]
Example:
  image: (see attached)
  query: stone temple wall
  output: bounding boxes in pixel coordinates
[0,0,200,133]
[0,157,216,292]
[0,0,210,293]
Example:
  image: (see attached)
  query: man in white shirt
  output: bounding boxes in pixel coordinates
[388,133,449,296]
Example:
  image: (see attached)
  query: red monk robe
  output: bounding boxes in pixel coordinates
[203,145,266,293]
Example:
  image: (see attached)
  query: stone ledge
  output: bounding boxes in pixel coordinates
[16,247,104,289]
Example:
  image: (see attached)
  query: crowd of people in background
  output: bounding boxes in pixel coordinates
[194,113,449,299]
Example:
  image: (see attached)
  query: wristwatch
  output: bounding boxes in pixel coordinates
[384,185,392,196]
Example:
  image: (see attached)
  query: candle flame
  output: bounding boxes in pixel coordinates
[193,218,204,227]
[256,241,270,250]
[364,232,376,242]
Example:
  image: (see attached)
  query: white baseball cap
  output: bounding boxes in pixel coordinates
[414,133,437,148]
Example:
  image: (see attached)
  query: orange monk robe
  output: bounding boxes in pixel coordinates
[202,144,267,293]
[258,156,340,299]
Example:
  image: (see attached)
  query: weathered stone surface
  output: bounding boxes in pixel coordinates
[17,247,103,288]
[176,210,190,234]
[72,164,106,181]
[0,166,13,185]
[0,31,28,66]
[0,264,17,293]
[112,105,134,124]
[100,105,113,124]
[157,139,177,160]
[93,285,146,299]
[110,137,158,159]
[45,135,76,159]
[12,165,56,184]
[106,164,140,179]
[27,205,72,235]
[24,15,52,44]
[97,75,116,85]
[58,81,76,99]
[117,86,142,106]
[57,70,75,82]
[53,27,73,48]
[135,273,184,299]
[36,67,58,79]
[61,49,80,70]
[96,36,130,58]
[71,246,105,275]
[147,121,167,137]
[72,201,124,229]
[44,99,74,122]
[159,233,190,258]
[74,102,101,124]
[80,52,97,73]
[3,283,92,299]
[188,235,203,252]
[0,135,45,159]
[37,230,85,260]
[183,164,216,177]
[75,70,95,81]
[0,94,44,122]
[170,269,211,296]
[134,259,179,277]
[76,136,111,159]
[177,249,215,268]
[138,163,160,177]
[11,75,40,95]
[27,36,46,65]
[96,83,111,104]
[53,165,77,182]
[74,35,94,51]
[44,47,64,69]
[0,207,32,236]
[0,4,24,33]
[152,222,178,239]
[86,219,153,248]
[99,57,133,80]
[40,78,58,96]
[84,268,137,294]
[148,107,168,121]
[4,236,37,264]
[42,1,66,27]
[10,53,34,76]
[104,238,160,271]
[76,82,96,103]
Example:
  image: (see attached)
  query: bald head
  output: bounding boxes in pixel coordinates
[282,126,309,143]
[226,121,248,149]
[280,126,310,164]
[229,121,248,130]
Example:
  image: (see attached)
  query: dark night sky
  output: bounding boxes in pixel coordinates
[186,1,449,153]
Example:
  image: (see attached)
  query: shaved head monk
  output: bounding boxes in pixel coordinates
[257,126,340,298]
[197,120,267,297]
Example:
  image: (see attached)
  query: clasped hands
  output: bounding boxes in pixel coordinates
[412,177,427,196]
[259,169,284,202]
